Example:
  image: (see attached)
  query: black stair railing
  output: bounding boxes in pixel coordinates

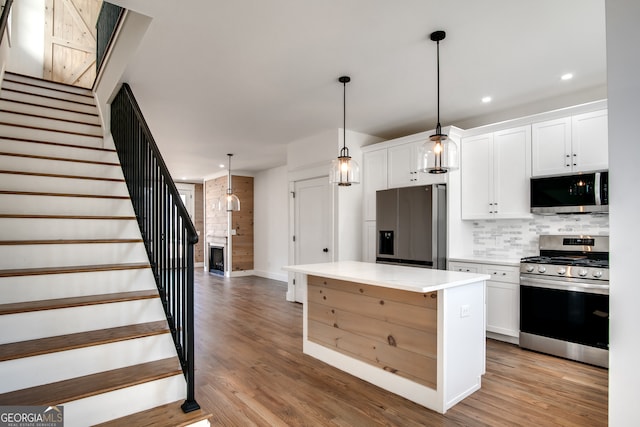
[111,83,200,413]
[96,1,124,73]
[1,0,14,44]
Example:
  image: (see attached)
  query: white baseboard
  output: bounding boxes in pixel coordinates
[194,262,204,268]
[227,270,255,278]
[253,270,287,283]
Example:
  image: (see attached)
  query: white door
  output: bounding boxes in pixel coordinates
[176,183,195,220]
[294,176,333,303]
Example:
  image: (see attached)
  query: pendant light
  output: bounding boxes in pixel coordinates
[418,30,459,174]
[330,76,360,186]
[218,153,240,211]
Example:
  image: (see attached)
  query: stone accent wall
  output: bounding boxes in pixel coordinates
[194,183,204,264]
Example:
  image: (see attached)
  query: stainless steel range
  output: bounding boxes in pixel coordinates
[519,235,609,368]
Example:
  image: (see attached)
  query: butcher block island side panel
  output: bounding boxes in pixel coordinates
[283,261,490,414]
[307,275,438,389]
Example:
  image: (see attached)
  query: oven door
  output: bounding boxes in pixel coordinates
[520,276,609,351]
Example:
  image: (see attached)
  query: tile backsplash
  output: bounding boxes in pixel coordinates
[471,214,610,259]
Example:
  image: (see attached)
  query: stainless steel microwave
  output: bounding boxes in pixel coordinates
[530,171,608,214]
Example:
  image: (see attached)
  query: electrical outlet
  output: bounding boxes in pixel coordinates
[230,229,237,235]
[460,304,471,318]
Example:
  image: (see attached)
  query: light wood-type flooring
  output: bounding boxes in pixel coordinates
[192,271,607,426]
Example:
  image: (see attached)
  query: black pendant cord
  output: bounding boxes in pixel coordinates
[338,76,351,157]
[435,38,441,135]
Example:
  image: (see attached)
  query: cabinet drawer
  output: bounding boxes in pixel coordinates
[484,267,519,283]
[448,262,480,273]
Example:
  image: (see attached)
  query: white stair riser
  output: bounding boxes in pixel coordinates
[0,138,117,162]
[0,268,156,304]
[0,155,123,178]
[0,194,135,216]
[0,242,150,269]
[63,375,187,427]
[0,218,141,241]
[0,124,103,147]
[1,80,96,105]
[0,173,129,196]
[0,100,101,125]
[0,298,166,344]
[0,333,177,393]
[0,89,97,115]
[0,111,102,136]
[2,74,93,96]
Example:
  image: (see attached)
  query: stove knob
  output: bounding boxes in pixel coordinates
[578,268,589,277]
[557,267,567,275]
[537,266,546,273]
[592,270,603,279]
[525,265,535,273]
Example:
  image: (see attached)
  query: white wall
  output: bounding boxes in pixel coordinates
[337,129,383,261]
[6,0,44,78]
[253,165,289,282]
[606,0,640,425]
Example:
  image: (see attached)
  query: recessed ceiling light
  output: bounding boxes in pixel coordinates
[481,96,492,103]
[219,164,225,168]
[561,73,574,81]
[181,177,187,180]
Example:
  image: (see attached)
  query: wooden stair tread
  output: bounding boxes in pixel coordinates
[0,357,182,406]
[0,190,129,199]
[0,121,101,138]
[0,136,112,150]
[0,169,125,182]
[0,320,169,362]
[3,72,94,97]
[0,238,143,245]
[95,400,212,427]
[0,109,102,127]
[0,151,119,165]
[0,87,96,107]
[0,214,135,220]
[0,262,150,278]
[0,290,159,315]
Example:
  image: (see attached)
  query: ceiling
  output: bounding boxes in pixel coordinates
[109,0,607,180]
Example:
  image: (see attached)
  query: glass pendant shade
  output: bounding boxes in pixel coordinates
[418,131,459,174]
[223,190,240,211]
[330,147,360,186]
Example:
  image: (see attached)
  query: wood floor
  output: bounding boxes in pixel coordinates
[192,271,608,426]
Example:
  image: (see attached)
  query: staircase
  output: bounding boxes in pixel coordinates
[0,72,210,426]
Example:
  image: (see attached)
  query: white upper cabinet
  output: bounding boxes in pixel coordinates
[387,141,447,189]
[461,126,531,219]
[571,110,609,173]
[362,148,388,221]
[532,110,608,176]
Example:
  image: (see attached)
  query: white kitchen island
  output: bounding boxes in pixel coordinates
[283,261,490,414]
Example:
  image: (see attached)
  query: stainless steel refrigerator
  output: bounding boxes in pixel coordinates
[376,184,446,269]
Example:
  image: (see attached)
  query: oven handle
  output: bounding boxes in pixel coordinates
[520,276,609,295]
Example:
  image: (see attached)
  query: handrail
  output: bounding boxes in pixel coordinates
[110,83,200,413]
[0,0,14,44]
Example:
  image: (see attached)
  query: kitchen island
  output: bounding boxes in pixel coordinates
[283,261,490,414]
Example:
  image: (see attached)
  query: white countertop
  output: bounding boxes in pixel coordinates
[283,261,490,293]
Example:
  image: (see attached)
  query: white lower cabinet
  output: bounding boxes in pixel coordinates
[449,260,520,343]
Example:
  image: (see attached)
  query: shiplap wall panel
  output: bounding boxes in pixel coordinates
[307,276,437,389]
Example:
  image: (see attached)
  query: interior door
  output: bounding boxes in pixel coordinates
[44,0,101,88]
[294,176,332,303]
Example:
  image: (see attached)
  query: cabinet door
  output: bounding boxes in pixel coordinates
[461,133,493,219]
[387,143,417,188]
[572,110,608,172]
[363,149,388,221]
[486,281,519,337]
[362,220,377,263]
[531,117,572,176]
[493,126,532,218]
